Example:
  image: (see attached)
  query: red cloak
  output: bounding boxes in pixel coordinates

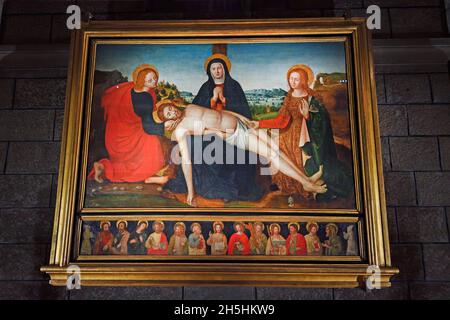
[88,82,165,182]
[93,231,113,255]
[227,233,250,255]
[286,233,307,256]
[147,232,169,255]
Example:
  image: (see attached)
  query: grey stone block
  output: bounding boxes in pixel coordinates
[384,172,416,206]
[416,172,450,206]
[0,110,54,141]
[391,244,424,281]
[447,208,450,241]
[0,208,54,243]
[287,0,331,9]
[54,110,65,141]
[0,79,14,109]
[387,207,398,243]
[333,0,363,8]
[439,137,450,171]
[410,282,450,300]
[0,244,49,280]
[183,287,255,300]
[364,0,440,6]
[0,175,52,208]
[381,137,391,171]
[390,137,440,171]
[252,9,322,19]
[334,282,408,300]
[50,174,58,208]
[15,79,66,108]
[423,244,450,281]
[376,74,386,104]
[397,207,448,243]
[256,287,332,300]
[69,286,182,300]
[385,75,431,104]
[6,142,60,174]
[77,0,146,14]
[1,15,52,44]
[378,105,408,136]
[390,8,445,36]
[430,73,450,103]
[408,105,450,136]
[51,15,71,44]
[4,0,76,14]
[0,281,67,300]
[0,142,7,173]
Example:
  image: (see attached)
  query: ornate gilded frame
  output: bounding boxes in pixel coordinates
[41,18,398,287]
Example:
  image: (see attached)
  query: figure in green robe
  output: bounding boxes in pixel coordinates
[80,225,95,255]
[302,97,354,201]
[323,223,344,256]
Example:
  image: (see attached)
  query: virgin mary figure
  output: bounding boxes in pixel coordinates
[164,53,263,202]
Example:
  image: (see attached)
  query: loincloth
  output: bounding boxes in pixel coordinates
[225,119,250,150]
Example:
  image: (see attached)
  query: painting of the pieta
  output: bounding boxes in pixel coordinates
[84,41,356,210]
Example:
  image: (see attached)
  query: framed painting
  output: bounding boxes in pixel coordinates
[41,18,398,287]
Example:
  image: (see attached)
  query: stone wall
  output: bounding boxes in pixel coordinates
[0,0,449,300]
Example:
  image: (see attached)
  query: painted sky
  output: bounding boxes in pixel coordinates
[95,41,347,93]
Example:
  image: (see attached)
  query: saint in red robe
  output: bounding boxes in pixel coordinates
[88,82,165,182]
[286,233,307,256]
[93,230,113,255]
[146,232,169,255]
[227,232,250,255]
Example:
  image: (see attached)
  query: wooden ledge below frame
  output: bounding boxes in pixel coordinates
[41,263,399,288]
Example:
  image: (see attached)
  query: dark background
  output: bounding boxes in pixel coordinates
[0,0,449,300]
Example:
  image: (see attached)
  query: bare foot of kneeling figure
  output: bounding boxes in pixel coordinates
[144,175,170,185]
[93,162,105,183]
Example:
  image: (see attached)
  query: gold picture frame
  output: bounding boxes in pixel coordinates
[41,18,398,287]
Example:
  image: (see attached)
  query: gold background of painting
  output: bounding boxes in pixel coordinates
[41,18,399,288]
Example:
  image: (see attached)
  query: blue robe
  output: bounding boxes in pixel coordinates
[164,58,263,201]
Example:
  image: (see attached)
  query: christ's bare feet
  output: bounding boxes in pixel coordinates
[93,162,104,183]
[144,175,170,185]
[304,181,327,194]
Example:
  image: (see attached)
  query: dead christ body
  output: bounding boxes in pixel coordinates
[154,101,327,206]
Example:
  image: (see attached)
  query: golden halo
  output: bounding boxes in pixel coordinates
[306,221,319,233]
[212,221,224,230]
[287,64,315,87]
[99,220,111,228]
[253,221,265,231]
[288,222,300,231]
[152,99,174,124]
[326,223,339,233]
[190,222,202,232]
[269,223,281,234]
[152,220,165,231]
[132,64,159,84]
[137,220,148,228]
[174,222,186,231]
[204,53,232,73]
[116,220,128,229]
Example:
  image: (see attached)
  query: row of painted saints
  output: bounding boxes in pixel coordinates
[88,53,353,207]
[81,220,358,257]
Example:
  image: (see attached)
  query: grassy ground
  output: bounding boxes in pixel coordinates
[253,112,278,120]
[84,181,354,210]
